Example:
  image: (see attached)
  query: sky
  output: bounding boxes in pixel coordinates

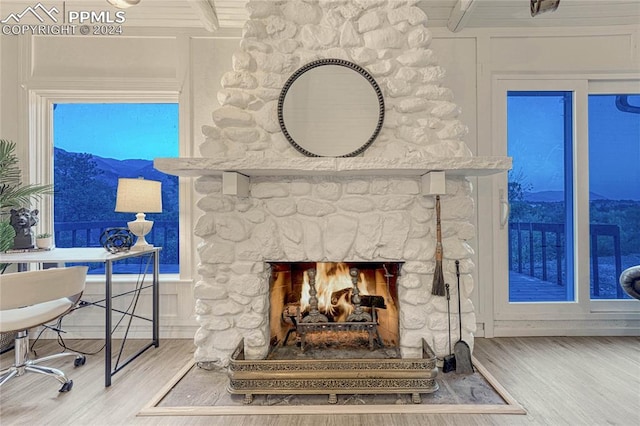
[588,94,640,201]
[53,98,638,200]
[53,103,178,161]
[508,93,640,201]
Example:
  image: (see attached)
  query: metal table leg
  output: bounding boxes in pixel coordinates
[153,249,159,347]
[105,260,113,387]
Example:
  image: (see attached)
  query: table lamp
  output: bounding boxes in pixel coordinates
[115,177,162,251]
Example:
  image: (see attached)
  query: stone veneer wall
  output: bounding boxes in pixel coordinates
[193,0,477,367]
[199,0,471,160]
[194,175,476,366]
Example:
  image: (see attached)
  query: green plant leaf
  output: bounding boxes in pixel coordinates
[0,221,15,273]
[0,139,53,213]
[0,221,15,252]
[0,184,54,210]
[0,140,21,185]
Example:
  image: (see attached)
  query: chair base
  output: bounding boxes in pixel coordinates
[0,330,86,392]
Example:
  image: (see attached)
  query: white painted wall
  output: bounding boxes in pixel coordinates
[469,25,640,337]
[1,19,638,339]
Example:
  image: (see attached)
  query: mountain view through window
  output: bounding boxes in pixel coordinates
[53,103,179,274]
[507,92,639,301]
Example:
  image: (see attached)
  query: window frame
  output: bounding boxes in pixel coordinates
[505,89,577,304]
[492,75,640,321]
[28,89,193,282]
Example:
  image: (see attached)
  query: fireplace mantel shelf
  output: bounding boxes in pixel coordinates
[154,156,512,178]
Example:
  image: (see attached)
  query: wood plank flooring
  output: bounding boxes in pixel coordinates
[1,336,638,425]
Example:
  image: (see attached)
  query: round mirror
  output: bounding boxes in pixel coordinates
[278,59,385,157]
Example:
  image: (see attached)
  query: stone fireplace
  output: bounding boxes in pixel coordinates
[155,0,510,368]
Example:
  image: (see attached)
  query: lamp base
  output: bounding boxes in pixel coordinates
[127,214,154,251]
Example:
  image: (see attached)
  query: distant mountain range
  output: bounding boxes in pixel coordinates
[55,147,174,188]
[523,190,608,202]
[56,148,628,205]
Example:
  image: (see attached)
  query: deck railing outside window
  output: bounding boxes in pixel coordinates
[54,221,178,274]
[509,222,623,299]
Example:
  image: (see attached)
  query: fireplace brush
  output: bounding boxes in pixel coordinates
[431,195,446,296]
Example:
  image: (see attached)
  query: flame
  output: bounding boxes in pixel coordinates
[299,262,370,320]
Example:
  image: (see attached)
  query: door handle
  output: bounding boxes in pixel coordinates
[499,188,510,229]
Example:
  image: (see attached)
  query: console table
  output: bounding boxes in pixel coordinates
[0,247,160,387]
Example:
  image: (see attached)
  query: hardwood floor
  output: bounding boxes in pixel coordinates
[1,336,638,425]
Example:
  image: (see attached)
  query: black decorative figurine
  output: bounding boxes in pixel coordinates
[10,208,39,249]
[100,227,134,253]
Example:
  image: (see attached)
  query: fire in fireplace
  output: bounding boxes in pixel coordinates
[269,262,401,354]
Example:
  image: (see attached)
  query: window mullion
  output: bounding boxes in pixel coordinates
[572,82,591,310]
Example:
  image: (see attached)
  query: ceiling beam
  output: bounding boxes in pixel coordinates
[187,0,219,32]
[447,0,479,33]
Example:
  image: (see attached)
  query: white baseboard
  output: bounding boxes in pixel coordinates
[491,319,640,337]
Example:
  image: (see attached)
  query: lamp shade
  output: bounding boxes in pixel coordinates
[115,178,162,213]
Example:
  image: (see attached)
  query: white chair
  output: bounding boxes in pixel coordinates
[0,266,88,392]
[620,265,640,300]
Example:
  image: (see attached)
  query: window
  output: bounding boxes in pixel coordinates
[53,103,179,274]
[507,91,575,302]
[505,86,639,303]
[588,94,640,299]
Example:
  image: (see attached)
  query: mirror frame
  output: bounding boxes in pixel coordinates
[277,58,385,157]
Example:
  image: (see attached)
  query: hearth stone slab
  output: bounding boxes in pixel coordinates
[228,338,439,404]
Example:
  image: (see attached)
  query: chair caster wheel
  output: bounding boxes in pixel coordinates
[74,356,86,367]
[59,380,73,392]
